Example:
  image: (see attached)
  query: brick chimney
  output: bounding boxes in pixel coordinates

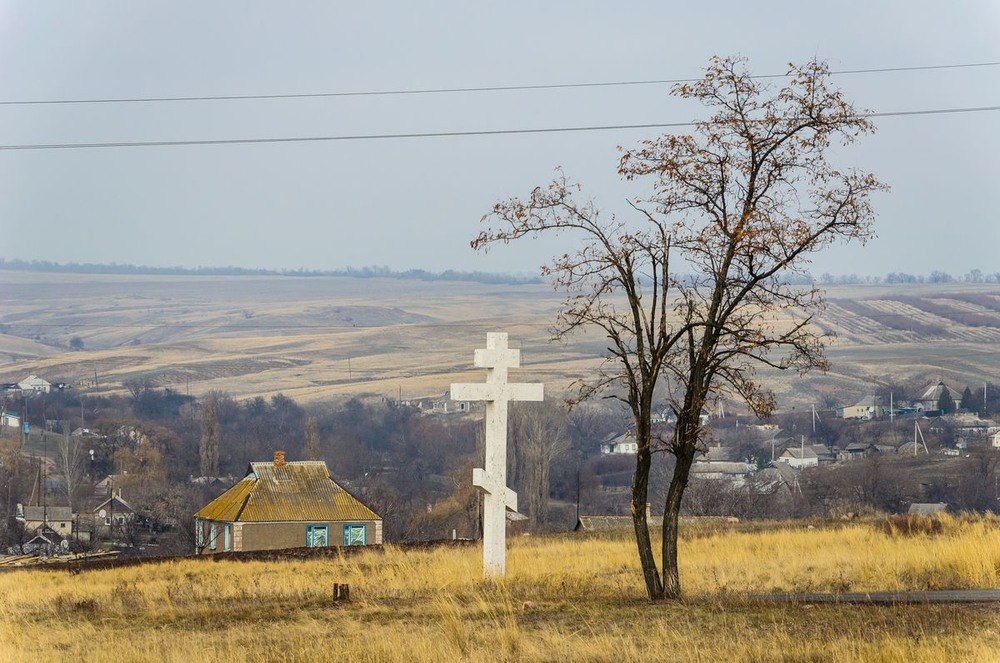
[273,450,287,467]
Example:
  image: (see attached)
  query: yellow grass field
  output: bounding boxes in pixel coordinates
[3,516,1000,662]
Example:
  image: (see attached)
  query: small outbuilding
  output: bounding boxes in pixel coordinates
[193,452,382,554]
[907,502,948,516]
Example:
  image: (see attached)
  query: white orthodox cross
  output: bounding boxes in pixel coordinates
[451,332,543,579]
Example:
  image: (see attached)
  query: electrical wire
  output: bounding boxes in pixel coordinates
[0,105,998,152]
[1,61,998,106]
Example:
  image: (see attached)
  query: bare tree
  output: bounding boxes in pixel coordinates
[509,399,571,531]
[199,395,220,477]
[124,377,155,403]
[57,424,85,511]
[475,56,884,599]
[304,417,321,461]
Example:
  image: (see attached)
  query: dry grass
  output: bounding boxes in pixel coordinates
[3,518,1000,661]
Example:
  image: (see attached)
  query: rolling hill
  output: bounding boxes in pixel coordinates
[2,270,998,409]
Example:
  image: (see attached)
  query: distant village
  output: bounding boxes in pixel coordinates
[1,374,387,563]
[2,370,999,563]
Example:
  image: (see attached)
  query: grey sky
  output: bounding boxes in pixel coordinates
[0,2,997,278]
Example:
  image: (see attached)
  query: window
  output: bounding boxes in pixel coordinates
[223,524,232,552]
[343,524,366,546]
[306,525,328,548]
[196,519,204,548]
[209,523,217,550]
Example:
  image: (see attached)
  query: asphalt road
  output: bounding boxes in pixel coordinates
[752,590,1000,604]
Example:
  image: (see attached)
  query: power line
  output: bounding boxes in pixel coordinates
[0,105,997,152]
[1,61,998,107]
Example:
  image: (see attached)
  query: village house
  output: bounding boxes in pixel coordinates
[756,463,802,496]
[93,492,137,540]
[839,441,896,460]
[1,411,21,429]
[16,504,75,539]
[193,452,382,554]
[836,394,889,420]
[17,375,52,394]
[809,444,838,464]
[777,446,819,469]
[919,380,956,416]
[928,412,1000,440]
[690,460,755,483]
[600,431,638,455]
[690,445,755,483]
[388,391,474,414]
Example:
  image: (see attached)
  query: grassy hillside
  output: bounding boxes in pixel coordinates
[3,516,1000,662]
[2,271,999,408]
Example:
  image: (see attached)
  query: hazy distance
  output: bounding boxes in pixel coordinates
[0,2,998,279]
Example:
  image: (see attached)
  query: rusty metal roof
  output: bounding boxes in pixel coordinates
[194,461,380,523]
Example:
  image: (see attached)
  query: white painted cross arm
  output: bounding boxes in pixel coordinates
[473,468,518,513]
[450,382,543,402]
[474,344,521,370]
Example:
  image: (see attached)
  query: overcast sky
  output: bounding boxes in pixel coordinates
[0,2,997,278]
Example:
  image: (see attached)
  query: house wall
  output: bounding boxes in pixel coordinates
[778,453,818,469]
[600,442,637,455]
[240,520,380,551]
[839,405,872,420]
[23,519,74,536]
[194,518,382,553]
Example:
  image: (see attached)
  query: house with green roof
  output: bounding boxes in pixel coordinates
[193,452,382,554]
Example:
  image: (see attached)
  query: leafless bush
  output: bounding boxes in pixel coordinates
[873,514,945,537]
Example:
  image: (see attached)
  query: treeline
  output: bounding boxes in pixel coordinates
[6,258,1000,286]
[819,269,1000,285]
[0,258,542,285]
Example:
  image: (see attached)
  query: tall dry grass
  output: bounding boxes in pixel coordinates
[2,517,1000,661]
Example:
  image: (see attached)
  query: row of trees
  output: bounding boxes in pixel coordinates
[818,270,1000,285]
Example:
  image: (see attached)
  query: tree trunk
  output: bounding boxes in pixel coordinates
[662,444,695,599]
[632,443,664,600]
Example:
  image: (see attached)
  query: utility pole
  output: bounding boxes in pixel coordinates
[42,428,46,527]
[575,469,581,523]
[21,393,27,449]
[914,421,928,456]
[109,438,115,546]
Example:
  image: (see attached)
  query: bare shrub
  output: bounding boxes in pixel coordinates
[874,514,945,537]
